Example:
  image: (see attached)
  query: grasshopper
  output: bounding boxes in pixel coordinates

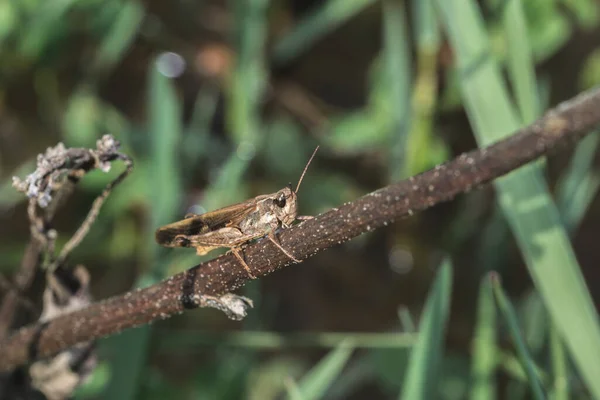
[155,147,319,279]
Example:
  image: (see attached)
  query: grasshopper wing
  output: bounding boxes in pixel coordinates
[155,200,259,247]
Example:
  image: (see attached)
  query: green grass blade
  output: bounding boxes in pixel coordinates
[470,277,497,400]
[434,0,521,146]
[562,171,600,233]
[201,154,253,211]
[327,354,377,400]
[492,276,545,400]
[434,2,600,397]
[496,349,551,400]
[291,339,355,400]
[63,88,104,147]
[502,0,539,123]
[147,60,183,243]
[157,331,416,350]
[413,0,440,51]
[88,1,145,77]
[180,86,219,176]
[519,291,547,354]
[397,306,416,333]
[216,0,270,210]
[99,327,152,400]
[74,362,110,399]
[285,377,305,400]
[399,260,453,400]
[101,60,182,400]
[323,57,396,154]
[402,0,448,179]
[381,0,411,181]
[561,0,600,29]
[227,0,268,146]
[183,87,248,211]
[20,0,79,57]
[0,2,17,46]
[272,0,378,65]
[549,323,569,400]
[555,131,600,234]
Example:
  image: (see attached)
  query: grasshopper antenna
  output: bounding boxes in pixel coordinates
[295,146,319,193]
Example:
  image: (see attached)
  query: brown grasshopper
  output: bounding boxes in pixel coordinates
[155,147,319,279]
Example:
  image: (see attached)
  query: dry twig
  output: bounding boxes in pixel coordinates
[0,136,133,397]
[0,136,132,339]
[1,86,600,373]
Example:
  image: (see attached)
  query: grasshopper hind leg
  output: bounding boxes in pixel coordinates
[228,232,299,281]
[268,231,301,263]
[230,247,257,280]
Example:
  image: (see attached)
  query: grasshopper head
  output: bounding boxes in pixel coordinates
[273,185,298,227]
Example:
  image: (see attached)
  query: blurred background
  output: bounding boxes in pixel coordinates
[2,0,600,399]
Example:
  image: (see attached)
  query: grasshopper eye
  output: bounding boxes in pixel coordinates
[274,194,286,208]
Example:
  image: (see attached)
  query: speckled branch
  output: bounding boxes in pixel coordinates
[2,86,600,372]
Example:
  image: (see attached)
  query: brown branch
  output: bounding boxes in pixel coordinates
[2,86,600,372]
[0,240,43,338]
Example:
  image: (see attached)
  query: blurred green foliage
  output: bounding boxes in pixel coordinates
[2,0,600,399]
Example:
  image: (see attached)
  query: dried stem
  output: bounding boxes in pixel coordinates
[0,240,43,338]
[1,86,600,372]
[51,155,133,270]
[0,135,131,340]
